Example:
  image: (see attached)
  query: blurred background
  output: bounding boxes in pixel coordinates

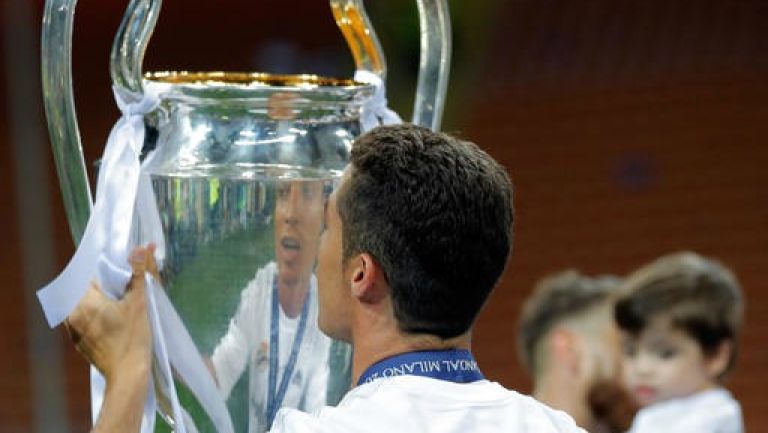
[1,0,766,431]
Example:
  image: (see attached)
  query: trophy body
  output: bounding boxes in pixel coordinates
[143,73,368,432]
[41,1,451,432]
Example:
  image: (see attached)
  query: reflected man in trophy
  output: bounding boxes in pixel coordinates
[209,179,340,433]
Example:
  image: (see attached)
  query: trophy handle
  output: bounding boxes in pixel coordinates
[330,0,452,131]
[412,0,452,131]
[41,0,161,244]
[330,0,387,77]
[41,0,93,244]
[110,0,162,94]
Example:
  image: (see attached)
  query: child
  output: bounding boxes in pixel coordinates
[614,252,744,433]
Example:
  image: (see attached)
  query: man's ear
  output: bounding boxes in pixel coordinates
[705,340,733,379]
[549,328,582,375]
[348,252,385,304]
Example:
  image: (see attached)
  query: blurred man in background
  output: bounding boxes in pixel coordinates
[518,270,637,433]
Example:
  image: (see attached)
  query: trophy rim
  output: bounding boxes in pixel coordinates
[145,71,370,90]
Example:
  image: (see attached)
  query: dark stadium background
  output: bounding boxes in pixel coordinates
[1,1,766,431]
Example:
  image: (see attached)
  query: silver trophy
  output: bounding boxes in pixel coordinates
[41,1,451,432]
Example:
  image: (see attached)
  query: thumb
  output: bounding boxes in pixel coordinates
[145,243,160,280]
[126,247,148,294]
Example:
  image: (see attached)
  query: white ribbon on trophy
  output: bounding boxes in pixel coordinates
[355,70,402,131]
[37,81,234,433]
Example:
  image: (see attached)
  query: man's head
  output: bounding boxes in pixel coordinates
[316,124,514,342]
[518,271,623,383]
[615,252,744,407]
[274,180,327,290]
[517,271,635,432]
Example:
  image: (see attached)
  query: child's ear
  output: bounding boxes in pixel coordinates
[705,340,733,379]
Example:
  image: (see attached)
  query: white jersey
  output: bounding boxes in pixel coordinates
[211,262,332,433]
[627,388,743,433]
[269,375,587,433]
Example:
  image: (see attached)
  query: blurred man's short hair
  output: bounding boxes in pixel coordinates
[518,270,622,375]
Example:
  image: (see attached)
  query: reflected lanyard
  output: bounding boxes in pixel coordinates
[356,349,484,386]
[266,277,310,427]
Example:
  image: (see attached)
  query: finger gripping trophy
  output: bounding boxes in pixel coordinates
[38,1,451,432]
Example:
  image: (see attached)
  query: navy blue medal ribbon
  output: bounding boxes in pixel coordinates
[357,349,484,386]
[265,277,310,427]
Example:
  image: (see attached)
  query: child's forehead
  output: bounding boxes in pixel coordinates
[623,315,696,344]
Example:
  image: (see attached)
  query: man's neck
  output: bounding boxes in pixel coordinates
[534,373,591,428]
[278,277,310,318]
[351,327,472,385]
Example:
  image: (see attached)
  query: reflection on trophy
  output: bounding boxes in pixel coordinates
[203,180,332,433]
[40,0,451,432]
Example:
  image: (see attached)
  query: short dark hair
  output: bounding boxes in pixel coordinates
[337,124,514,339]
[517,271,622,373]
[614,252,744,376]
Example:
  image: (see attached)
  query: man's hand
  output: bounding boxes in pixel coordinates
[65,245,155,380]
[65,245,157,433]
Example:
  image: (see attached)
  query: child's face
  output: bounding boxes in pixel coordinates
[621,318,719,407]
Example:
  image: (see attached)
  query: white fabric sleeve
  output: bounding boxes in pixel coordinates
[210,280,261,398]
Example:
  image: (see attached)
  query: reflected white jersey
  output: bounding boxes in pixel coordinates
[269,375,587,433]
[627,388,744,433]
[211,262,331,433]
